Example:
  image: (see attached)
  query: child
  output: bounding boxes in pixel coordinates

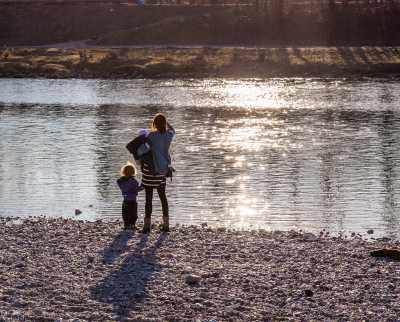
[136,129,151,164]
[117,162,144,230]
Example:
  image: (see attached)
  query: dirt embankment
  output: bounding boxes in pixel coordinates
[1,46,400,79]
[0,217,399,321]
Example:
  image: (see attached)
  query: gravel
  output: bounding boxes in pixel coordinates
[0,218,399,321]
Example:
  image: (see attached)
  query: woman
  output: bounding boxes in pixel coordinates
[141,113,175,233]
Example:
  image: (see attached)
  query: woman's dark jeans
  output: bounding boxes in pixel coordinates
[145,185,168,219]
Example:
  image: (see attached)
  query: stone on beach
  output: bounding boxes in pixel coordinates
[184,274,201,286]
[302,232,318,242]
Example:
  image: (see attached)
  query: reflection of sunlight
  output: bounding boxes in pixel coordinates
[225,178,236,185]
[233,161,244,168]
[222,177,269,228]
[211,117,288,153]
[208,79,286,109]
[185,145,201,152]
[225,192,269,229]
[225,175,250,185]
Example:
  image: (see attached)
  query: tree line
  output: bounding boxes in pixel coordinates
[142,0,399,45]
[160,0,400,45]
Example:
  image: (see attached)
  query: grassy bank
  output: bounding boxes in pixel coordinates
[1,46,400,79]
[0,217,399,321]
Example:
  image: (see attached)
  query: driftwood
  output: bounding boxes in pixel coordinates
[370,249,400,261]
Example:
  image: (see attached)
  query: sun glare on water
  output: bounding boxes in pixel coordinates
[208,79,288,109]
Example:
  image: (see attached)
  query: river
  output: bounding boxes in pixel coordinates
[1,77,399,236]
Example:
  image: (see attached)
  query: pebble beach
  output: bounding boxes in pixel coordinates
[1,217,399,321]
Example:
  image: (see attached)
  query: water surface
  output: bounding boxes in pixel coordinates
[1,77,400,236]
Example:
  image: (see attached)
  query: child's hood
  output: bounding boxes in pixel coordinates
[138,128,150,137]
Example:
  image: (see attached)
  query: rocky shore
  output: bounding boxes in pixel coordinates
[1,46,400,79]
[0,217,399,321]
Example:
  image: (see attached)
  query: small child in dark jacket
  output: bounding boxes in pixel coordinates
[117,162,144,230]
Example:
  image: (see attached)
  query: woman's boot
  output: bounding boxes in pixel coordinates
[142,217,151,234]
[162,216,170,232]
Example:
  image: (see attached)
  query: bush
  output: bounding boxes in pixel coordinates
[231,50,241,63]
[79,50,88,64]
[1,48,11,60]
[100,51,120,65]
[257,49,266,62]
[143,62,188,77]
[0,62,32,75]
[112,63,144,76]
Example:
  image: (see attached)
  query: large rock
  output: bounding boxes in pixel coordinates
[303,233,318,242]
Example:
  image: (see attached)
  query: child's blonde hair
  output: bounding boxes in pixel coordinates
[120,161,136,177]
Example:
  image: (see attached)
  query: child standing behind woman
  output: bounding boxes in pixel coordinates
[117,162,144,230]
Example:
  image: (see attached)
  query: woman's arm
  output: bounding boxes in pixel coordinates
[167,122,175,133]
[167,122,175,138]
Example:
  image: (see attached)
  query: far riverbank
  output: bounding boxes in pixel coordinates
[0,217,399,321]
[1,46,400,79]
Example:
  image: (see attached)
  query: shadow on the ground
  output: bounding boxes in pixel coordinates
[337,46,387,66]
[91,232,167,319]
[100,230,133,265]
